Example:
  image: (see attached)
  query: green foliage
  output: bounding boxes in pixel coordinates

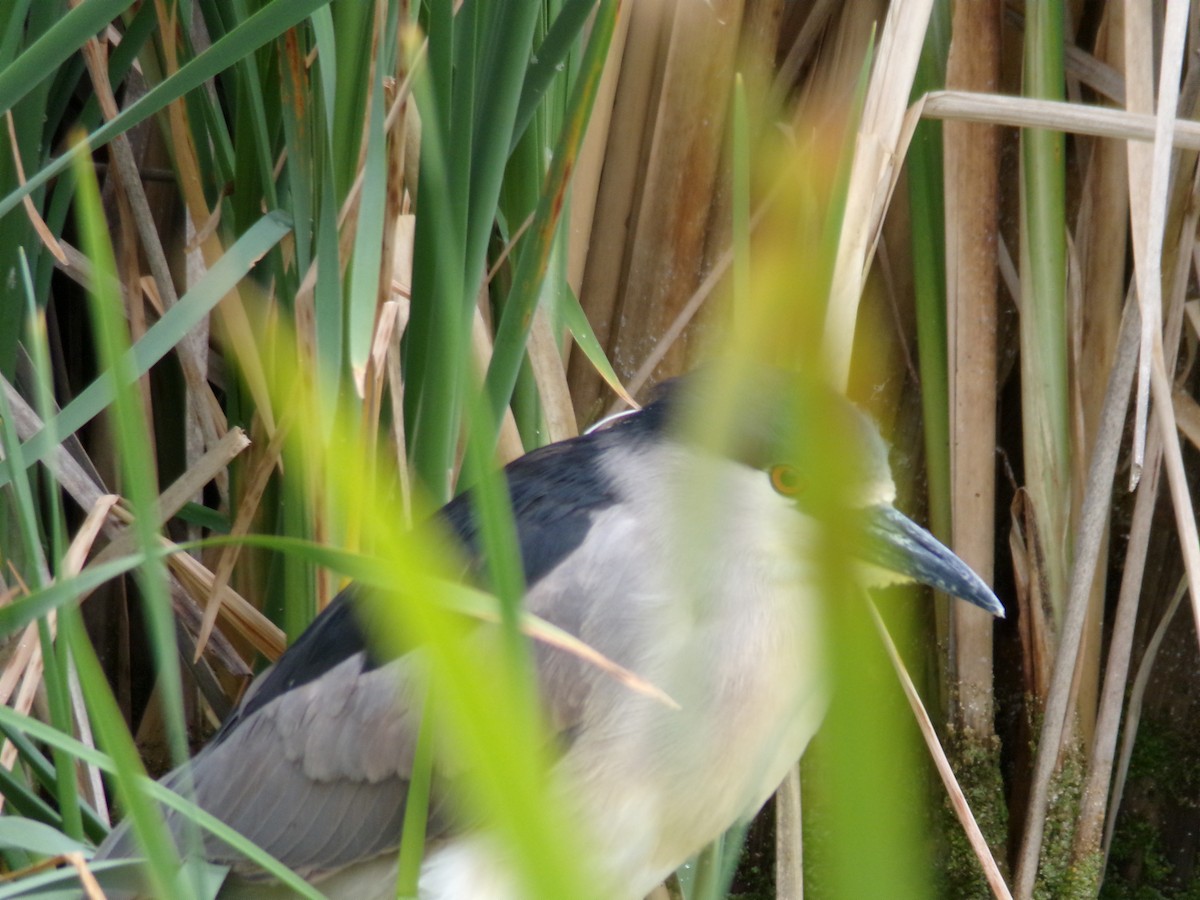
[905,0,951,544]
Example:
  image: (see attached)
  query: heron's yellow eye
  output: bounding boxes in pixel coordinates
[769,464,804,497]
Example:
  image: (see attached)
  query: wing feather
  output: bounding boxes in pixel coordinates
[189,652,438,877]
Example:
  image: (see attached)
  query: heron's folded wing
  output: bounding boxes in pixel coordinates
[99,644,454,883]
[193,650,446,878]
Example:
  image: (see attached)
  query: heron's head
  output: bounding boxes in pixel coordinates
[614,368,1003,618]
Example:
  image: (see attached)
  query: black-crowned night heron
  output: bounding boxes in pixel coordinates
[95,371,1002,898]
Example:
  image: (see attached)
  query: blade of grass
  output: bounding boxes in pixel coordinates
[484,0,621,432]
[1071,296,1141,879]
[1016,0,1069,615]
[510,0,598,155]
[825,0,935,389]
[0,0,135,118]
[1125,0,1188,484]
[1126,1,1200,658]
[35,492,116,842]
[71,146,197,894]
[0,371,49,584]
[0,702,322,898]
[55,612,182,893]
[0,535,152,641]
[0,771,68,834]
[0,0,335,221]
[403,12,470,500]
[18,258,98,838]
[0,375,273,668]
[559,285,636,409]
[0,211,291,491]
[921,90,1200,147]
[345,4,390,388]
[565,0,660,419]
[395,682,435,899]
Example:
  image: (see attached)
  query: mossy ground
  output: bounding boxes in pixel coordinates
[938,725,1010,899]
[1101,719,1200,898]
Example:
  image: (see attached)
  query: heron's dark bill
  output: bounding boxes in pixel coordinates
[861,505,1005,617]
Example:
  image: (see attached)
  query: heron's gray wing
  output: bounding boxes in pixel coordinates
[182,649,448,879]
[97,592,457,882]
